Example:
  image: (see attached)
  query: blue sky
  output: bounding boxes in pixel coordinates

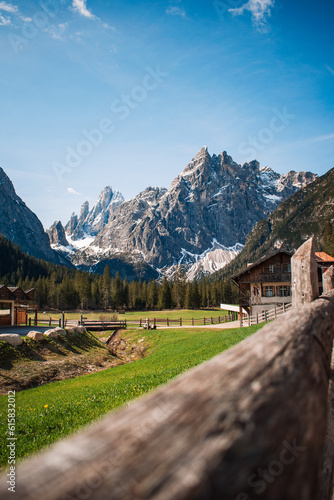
[0,0,333,228]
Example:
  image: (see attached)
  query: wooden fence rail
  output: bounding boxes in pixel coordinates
[1,290,333,499]
[133,314,237,328]
[242,302,293,327]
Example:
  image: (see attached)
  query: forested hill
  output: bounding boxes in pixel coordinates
[211,167,334,281]
[0,235,237,310]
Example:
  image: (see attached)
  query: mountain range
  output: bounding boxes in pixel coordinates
[46,147,317,279]
[213,167,334,281]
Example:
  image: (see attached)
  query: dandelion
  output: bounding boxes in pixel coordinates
[44,405,48,409]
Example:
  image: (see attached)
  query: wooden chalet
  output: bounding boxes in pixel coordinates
[231,250,293,317]
[232,248,334,317]
[0,286,37,327]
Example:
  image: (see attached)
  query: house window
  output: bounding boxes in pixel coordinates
[0,303,11,315]
[278,286,290,297]
[268,265,276,273]
[265,286,274,297]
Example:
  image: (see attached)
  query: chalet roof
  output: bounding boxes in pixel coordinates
[231,250,293,281]
[0,286,35,302]
[315,252,334,264]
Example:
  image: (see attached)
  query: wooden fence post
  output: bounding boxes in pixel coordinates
[317,347,334,500]
[192,318,194,326]
[323,266,334,293]
[167,318,169,327]
[139,319,142,327]
[292,237,319,307]
[204,317,206,325]
[180,317,182,327]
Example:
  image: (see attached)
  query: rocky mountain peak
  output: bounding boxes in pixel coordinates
[79,201,89,223]
[64,186,125,242]
[0,167,15,193]
[47,220,68,247]
[0,167,62,263]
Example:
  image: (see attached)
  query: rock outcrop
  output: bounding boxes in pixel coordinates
[0,167,63,263]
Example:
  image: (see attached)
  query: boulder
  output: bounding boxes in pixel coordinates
[27,331,45,341]
[54,327,67,336]
[44,329,59,339]
[0,334,23,346]
[75,326,87,334]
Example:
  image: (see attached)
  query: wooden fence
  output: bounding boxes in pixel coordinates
[241,302,293,326]
[28,317,61,328]
[68,314,238,330]
[133,313,237,328]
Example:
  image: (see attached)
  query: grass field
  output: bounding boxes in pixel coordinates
[30,308,232,325]
[0,324,262,469]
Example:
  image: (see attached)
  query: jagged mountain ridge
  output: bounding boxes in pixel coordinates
[64,186,124,242]
[210,167,334,281]
[0,167,66,264]
[60,147,317,277]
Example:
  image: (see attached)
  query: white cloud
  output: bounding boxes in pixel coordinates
[166,6,186,19]
[67,187,81,196]
[46,23,69,40]
[0,2,17,13]
[229,0,275,32]
[72,0,96,19]
[0,13,10,24]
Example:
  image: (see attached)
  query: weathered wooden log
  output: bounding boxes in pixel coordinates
[292,237,319,307]
[317,343,334,500]
[323,266,334,293]
[1,292,334,500]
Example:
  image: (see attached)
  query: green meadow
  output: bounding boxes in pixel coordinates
[31,308,231,324]
[0,324,262,469]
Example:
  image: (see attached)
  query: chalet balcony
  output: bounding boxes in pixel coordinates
[239,272,291,284]
[259,272,291,283]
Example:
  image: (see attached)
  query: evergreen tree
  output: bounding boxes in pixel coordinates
[158,277,172,309]
[102,265,111,309]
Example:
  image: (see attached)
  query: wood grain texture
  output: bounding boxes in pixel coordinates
[318,344,334,500]
[323,266,334,293]
[1,292,334,500]
[292,238,319,307]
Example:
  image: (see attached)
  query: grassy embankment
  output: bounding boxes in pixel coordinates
[0,323,262,469]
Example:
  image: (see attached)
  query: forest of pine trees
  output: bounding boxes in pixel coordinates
[322,221,334,258]
[0,235,238,310]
